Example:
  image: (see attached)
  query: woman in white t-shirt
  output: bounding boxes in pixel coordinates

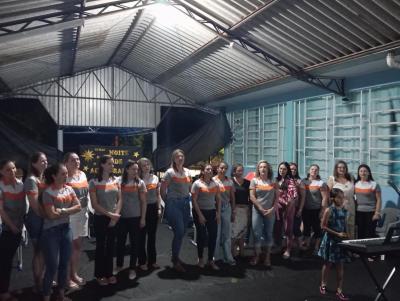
[354,164,381,239]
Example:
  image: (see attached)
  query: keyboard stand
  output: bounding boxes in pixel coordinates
[359,256,396,301]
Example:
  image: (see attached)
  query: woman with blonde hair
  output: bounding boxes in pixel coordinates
[160,149,192,272]
[249,160,278,267]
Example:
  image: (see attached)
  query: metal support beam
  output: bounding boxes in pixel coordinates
[107,8,145,65]
[0,0,157,40]
[69,0,85,76]
[169,0,345,97]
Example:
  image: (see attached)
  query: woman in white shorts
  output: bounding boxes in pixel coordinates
[64,152,89,288]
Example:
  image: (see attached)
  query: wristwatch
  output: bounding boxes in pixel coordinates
[61,208,67,215]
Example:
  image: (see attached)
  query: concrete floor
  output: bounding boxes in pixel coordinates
[8,223,400,301]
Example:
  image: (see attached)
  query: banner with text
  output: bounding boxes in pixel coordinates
[79,145,141,178]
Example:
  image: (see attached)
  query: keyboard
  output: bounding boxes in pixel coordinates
[338,236,400,255]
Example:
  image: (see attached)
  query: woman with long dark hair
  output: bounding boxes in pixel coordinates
[213,162,236,265]
[327,161,355,239]
[89,155,122,286]
[231,163,250,258]
[41,163,81,301]
[138,157,161,270]
[115,160,146,280]
[63,152,89,288]
[24,152,48,292]
[355,164,381,240]
[275,162,298,259]
[289,162,305,249]
[249,160,278,267]
[0,160,27,301]
[191,163,221,270]
[160,149,192,272]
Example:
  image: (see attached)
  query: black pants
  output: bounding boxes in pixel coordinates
[302,209,322,238]
[356,211,377,239]
[116,217,141,269]
[0,230,21,294]
[193,209,217,261]
[94,215,116,278]
[138,203,158,265]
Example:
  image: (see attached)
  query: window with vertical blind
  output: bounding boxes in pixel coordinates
[295,82,400,185]
[226,104,285,168]
[225,82,400,186]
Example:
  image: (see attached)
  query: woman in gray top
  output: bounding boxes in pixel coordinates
[191,164,221,270]
[115,160,146,280]
[0,160,27,301]
[160,149,192,272]
[89,155,122,286]
[249,160,278,268]
[41,163,81,301]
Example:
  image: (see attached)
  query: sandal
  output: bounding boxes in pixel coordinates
[319,285,327,295]
[336,291,349,301]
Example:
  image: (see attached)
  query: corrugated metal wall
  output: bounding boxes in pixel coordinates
[17,66,184,128]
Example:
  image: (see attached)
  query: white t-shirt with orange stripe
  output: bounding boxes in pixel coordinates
[249,178,276,210]
[66,170,89,208]
[162,168,191,200]
[213,176,234,205]
[354,180,380,212]
[0,178,26,231]
[143,174,159,205]
[302,179,327,210]
[89,177,120,215]
[191,179,219,210]
[42,185,79,230]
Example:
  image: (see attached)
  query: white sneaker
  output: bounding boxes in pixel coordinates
[129,269,137,280]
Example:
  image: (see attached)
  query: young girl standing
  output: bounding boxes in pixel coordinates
[318,188,349,301]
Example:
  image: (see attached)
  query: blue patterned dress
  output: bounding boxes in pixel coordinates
[318,205,348,263]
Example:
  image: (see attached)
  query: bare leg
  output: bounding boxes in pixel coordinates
[33,246,45,292]
[321,262,331,286]
[69,238,83,284]
[336,262,344,293]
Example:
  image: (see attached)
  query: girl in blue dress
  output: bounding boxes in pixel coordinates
[318,188,350,301]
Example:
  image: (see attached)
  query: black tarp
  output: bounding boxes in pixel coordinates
[153,112,232,170]
[0,98,60,172]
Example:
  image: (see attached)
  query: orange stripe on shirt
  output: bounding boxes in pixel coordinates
[146,183,157,190]
[2,191,25,200]
[304,185,321,191]
[121,186,138,193]
[50,193,76,203]
[355,188,375,194]
[199,187,219,193]
[172,176,191,184]
[66,181,88,189]
[255,184,274,191]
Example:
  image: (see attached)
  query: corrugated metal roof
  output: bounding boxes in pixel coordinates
[0,0,399,106]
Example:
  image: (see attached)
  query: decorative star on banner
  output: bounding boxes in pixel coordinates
[81,150,94,162]
[133,152,140,158]
[83,166,89,172]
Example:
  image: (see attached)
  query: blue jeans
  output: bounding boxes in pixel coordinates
[215,203,234,262]
[252,207,275,248]
[165,196,191,263]
[41,223,72,296]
